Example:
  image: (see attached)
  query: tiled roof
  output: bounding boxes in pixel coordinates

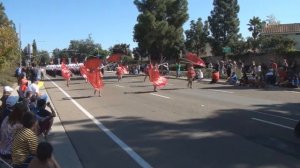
[261,23,300,35]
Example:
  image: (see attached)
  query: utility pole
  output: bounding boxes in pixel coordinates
[19,24,22,66]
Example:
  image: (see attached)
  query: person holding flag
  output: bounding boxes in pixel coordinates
[148,62,168,92]
[61,62,72,87]
[181,52,206,87]
[116,64,123,82]
[84,57,104,97]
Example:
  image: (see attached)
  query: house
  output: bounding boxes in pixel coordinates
[261,23,300,50]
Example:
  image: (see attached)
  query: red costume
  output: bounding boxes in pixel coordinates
[149,64,168,88]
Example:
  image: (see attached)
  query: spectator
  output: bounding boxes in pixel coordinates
[34,99,56,139]
[210,70,220,84]
[25,79,48,106]
[227,72,238,85]
[196,69,204,82]
[21,91,34,114]
[175,62,181,78]
[0,103,27,160]
[28,142,60,168]
[1,86,14,111]
[0,95,19,127]
[12,112,38,168]
[18,75,29,99]
[29,63,39,83]
[282,59,288,71]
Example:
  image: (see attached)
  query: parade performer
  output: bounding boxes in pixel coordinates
[80,65,88,82]
[186,65,196,88]
[61,62,72,87]
[84,57,104,97]
[115,64,128,82]
[148,63,168,92]
[181,52,206,87]
[116,64,123,82]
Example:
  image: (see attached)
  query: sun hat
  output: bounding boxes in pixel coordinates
[4,86,14,93]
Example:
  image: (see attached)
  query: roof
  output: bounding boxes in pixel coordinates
[261,23,300,35]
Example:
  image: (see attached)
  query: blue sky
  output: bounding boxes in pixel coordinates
[2,0,300,52]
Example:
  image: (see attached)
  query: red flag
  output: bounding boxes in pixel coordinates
[107,53,122,63]
[120,65,128,74]
[80,66,88,79]
[84,56,102,69]
[86,69,104,91]
[149,64,168,87]
[185,52,206,67]
[83,57,104,90]
[61,63,71,80]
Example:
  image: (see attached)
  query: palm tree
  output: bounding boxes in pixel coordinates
[247,16,265,52]
[248,16,264,40]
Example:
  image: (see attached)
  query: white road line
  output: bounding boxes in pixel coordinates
[251,118,294,130]
[150,93,171,99]
[210,89,234,94]
[47,77,152,168]
[115,85,125,88]
[252,110,298,122]
[284,91,300,94]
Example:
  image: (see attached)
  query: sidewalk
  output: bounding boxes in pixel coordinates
[39,85,83,168]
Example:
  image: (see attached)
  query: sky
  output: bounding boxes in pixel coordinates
[2,0,300,53]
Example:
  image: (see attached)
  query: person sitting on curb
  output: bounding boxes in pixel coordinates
[33,99,56,140]
[0,103,27,161]
[0,95,19,128]
[227,72,238,85]
[25,79,48,108]
[28,142,61,168]
[0,86,14,111]
[12,112,38,168]
[210,70,220,84]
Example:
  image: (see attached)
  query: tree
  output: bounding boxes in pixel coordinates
[67,35,108,62]
[185,18,209,56]
[265,15,280,25]
[248,16,264,40]
[133,0,189,62]
[35,50,50,66]
[247,16,265,51]
[208,0,240,57]
[0,2,19,70]
[109,43,132,56]
[260,35,295,54]
[30,39,38,63]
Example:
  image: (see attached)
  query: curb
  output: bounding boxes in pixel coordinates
[41,79,84,168]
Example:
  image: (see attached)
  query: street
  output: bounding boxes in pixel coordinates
[45,72,300,168]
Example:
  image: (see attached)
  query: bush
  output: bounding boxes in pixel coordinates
[0,66,17,87]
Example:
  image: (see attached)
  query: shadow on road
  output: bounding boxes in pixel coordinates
[51,101,300,168]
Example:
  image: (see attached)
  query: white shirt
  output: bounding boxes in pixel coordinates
[26,82,39,96]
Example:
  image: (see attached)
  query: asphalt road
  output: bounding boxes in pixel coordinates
[44,72,300,168]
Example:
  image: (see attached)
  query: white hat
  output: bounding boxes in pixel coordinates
[6,96,18,107]
[4,86,13,93]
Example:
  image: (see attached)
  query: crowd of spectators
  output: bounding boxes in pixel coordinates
[0,63,60,168]
[208,58,299,88]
